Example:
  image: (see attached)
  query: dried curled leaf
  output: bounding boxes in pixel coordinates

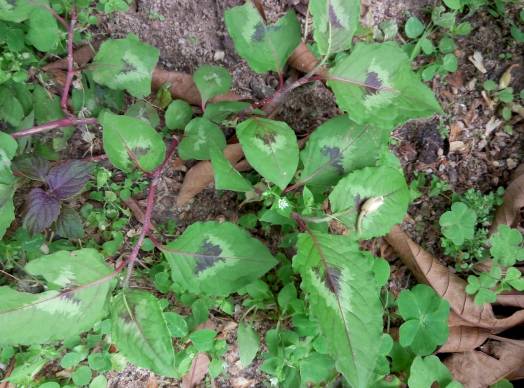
[444,340,524,388]
[176,144,246,206]
[181,353,210,388]
[491,163,524,232]
[386,225,524,331]
[42,42,100,71]
[151,69,242,107]
[288,42,327,77]
[495,293,524,309]
[438,322,489,353]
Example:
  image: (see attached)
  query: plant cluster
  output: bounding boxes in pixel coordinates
[0,0,522,387]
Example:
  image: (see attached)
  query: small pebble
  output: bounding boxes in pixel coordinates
[213,50,225,61]
[449,141,466,153]
[507,158,517,169]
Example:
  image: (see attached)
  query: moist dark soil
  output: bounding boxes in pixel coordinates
[88,1,524,386]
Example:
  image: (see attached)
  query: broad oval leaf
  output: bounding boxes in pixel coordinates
[12,155,50,181]
[26,7,59,52]
[100,111,166,172]
[111,290,177,377]
[165,100,193,130]
[23,188,61,234]
[0,132,17,238]
[178,117,226,161]
[329,165,410,239]
[310,0,360,55]
[236,118,298,190]
[0,249,114,345]
[47,160,93,199]
[92,34,160,98]
[0,86,24,126]
[237,322,260,367]
[224,3,301,73]
[193,65,232,106]
[162,221,277,296]
[210,145,252,192]
[203,101,250,124]
[299,115,388,191]
[293,232,384,388]
[328,42,443,129]
[55,207,84,239]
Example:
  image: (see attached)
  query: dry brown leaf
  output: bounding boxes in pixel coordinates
[181,353,211,388]
[438,323,490,353]
[0,358,15,388]
[151,69,242,106]
[288,42,327,78]
[491,163,524,232]
[42,42,99,71]
[176,144,245,206]
[386,225,524,331]
[146,375,159,388]
[444,340,524,388]
[495,293,524,309]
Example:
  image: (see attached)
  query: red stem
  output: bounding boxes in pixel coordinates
[124,139,179,285]
[61,7,77,117]
[11,117,98,138]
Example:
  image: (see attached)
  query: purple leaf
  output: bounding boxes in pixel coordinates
[46,160,93,199]
[23,188,61,234]
[55,207,84,239]
[12,155,50,182]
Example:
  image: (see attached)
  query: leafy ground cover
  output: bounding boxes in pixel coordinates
[1,0,524,387]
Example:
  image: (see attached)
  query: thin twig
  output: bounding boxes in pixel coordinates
[123,138,179,286]
[61,7,77,117]
[11,117,98,138]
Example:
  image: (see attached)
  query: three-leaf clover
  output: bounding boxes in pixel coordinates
[465,266,502,305]
[439,202,476,246]
[490,225,524,267]
[408,355,463,388]
[397,284,450,355]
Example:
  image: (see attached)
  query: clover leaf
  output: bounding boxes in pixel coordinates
[439,202,476,246]
[408,355,463,388]
[397,284,449,355]
[500,267,524,292]
[490,225,524,267]
[465,266,501,305]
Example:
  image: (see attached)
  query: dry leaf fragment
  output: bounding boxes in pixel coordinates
[468,51,487,74]
[181,352,211,388]
[491,163,524,232]
[438,324,490,353]
[151,69,242,106]
[386,225,524,331]
[444,340,524,388]
[176,144,245,206]
[495,293,524,309]
[288,42,327,78]
[42,42,100,71]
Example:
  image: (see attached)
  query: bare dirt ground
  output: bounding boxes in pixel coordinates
[96,0,524,386]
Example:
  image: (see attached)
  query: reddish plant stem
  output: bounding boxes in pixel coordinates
[61,7,77,117]
[11,117,98,138]
[124,139,179,286]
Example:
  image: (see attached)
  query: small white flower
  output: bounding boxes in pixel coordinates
[278,198,290,210]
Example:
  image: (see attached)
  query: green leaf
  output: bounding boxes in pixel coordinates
[310,0,360,55]
[203,101,250,124]
[72,365,92,386]
[329,165,410,239]
[55,207,85,239]
[408,355,460,388]
[92,34,160,98]
[210,145,252,192]
[111,290,177,377]
[490,225,524,267]
[0,249,114,345]
[100,111,166,172]
[420,37,435,55]
[162,221,277,296]
[126,101,160,128]
[397,284,450,355]
[443,0,462,10]
[224,3,301,73]
[442,53,458,72]
[178,117,226,160]
[299,115,388,191]
[293,232,383,388]
[164,312,188,337]
[0,86,24,126]
[236,118,298,190]
[165,100,193,130]
[237,322,260,367]
[0,0,39,22]
[405,16,425,39]
[89,375,108,388]
[300,353,335,384]
[0,132,16,239]
[26,7,59,52]
[193,65,232,106]
[439,202,476,246]
[328,42,443,129]
[189,329,217,352]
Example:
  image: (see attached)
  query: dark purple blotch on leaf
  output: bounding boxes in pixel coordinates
[256,131,277,146]
[324,266,342,295]
[328,0,344,29]
[251,23,282,42]
[23,188,61,234]
[320,145,344,174]
[121,58,137,75]
[195,239,224,273]
[364,71,383,95]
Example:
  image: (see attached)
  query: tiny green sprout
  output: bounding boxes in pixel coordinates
[439,202,477,246]
[490,225,524,267]
[405,16,425,39]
